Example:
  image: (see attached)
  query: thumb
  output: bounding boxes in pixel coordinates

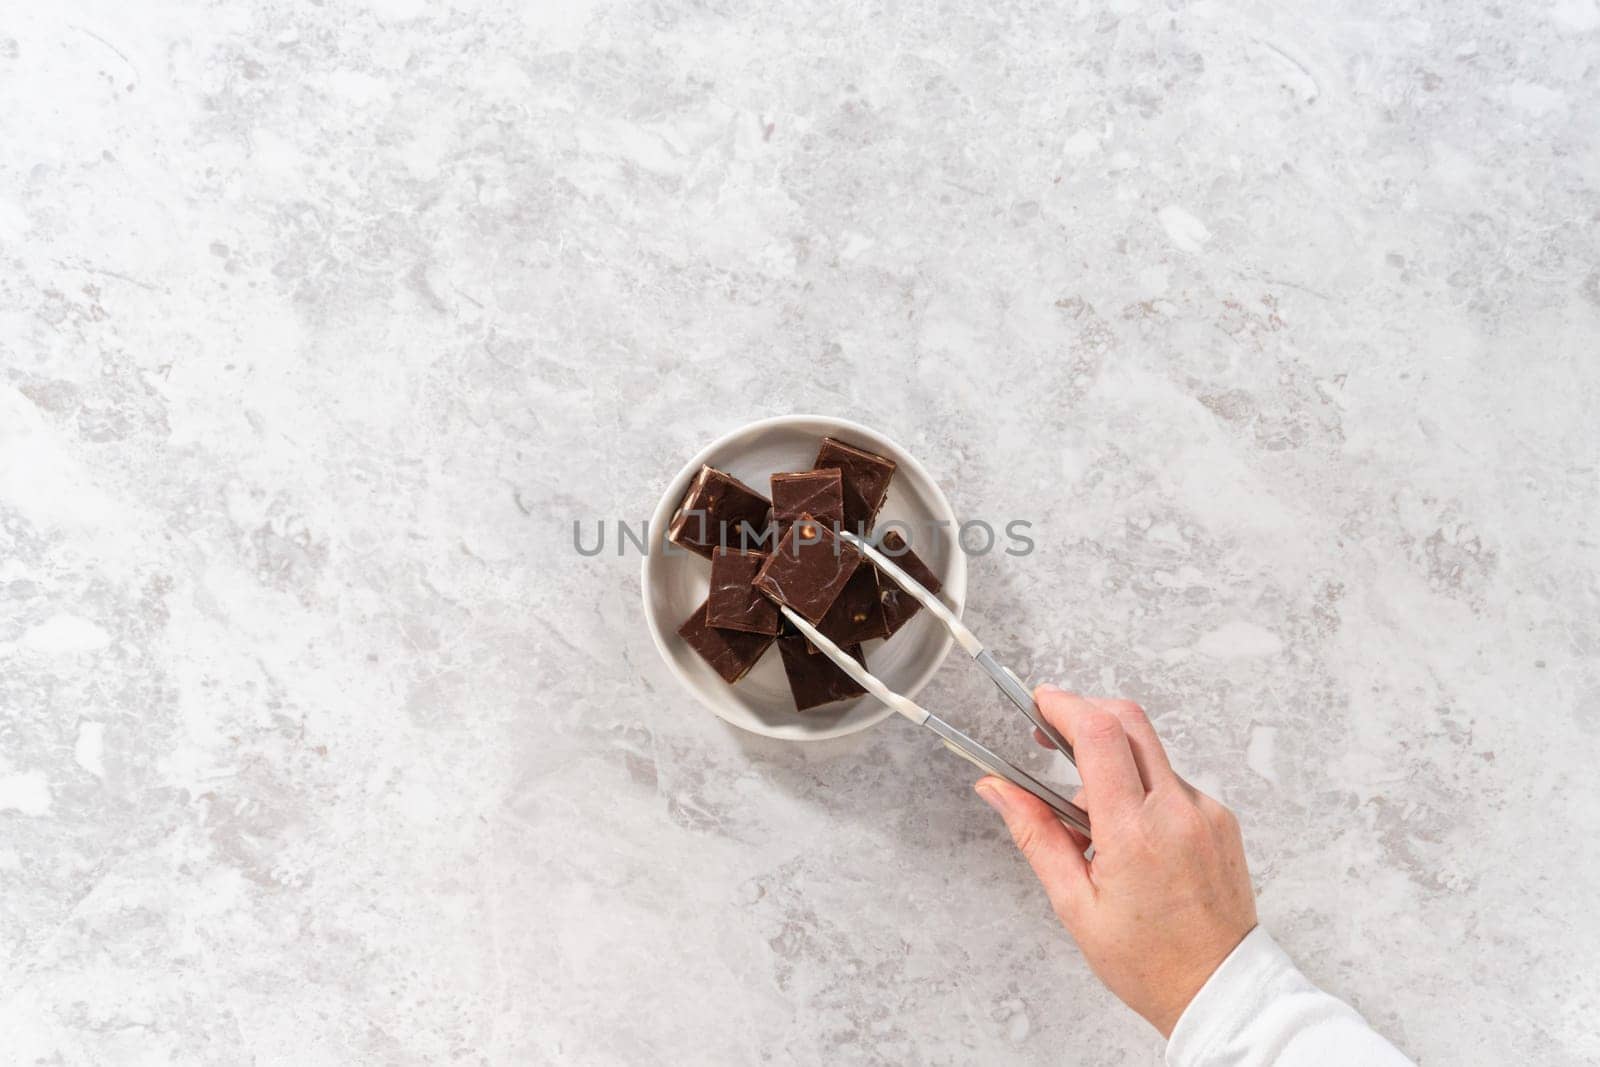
[975,777,1092,913]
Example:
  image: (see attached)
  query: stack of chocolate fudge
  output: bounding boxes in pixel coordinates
[670,437,944,712]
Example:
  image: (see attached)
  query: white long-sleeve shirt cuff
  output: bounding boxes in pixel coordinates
[1165,926,1414,1067]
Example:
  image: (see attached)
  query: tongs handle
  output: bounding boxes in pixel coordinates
[925,713,1092,839]
[775,596,1092,839]
[840,530,1079,766]
[975,651,1077,763]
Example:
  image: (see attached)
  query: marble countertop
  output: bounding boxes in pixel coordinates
[3,1,1597,1063]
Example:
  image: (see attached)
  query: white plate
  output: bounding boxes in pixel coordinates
[641,415,967,741]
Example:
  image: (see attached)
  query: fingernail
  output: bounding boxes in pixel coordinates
[975,782,1008,814]
[1035,682,1062,695]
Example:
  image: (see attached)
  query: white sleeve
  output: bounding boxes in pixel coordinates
[1165,926,1414,1067]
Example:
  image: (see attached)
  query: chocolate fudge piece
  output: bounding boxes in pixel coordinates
[706,549,779,635]
[877,529,943,637]
[677,600,775,683]
[752,515,863,624]
[778,635,867,711]
[770,469,843,531]
[667,465,772,559]
[813,437,897,533]
[811,560,888,649]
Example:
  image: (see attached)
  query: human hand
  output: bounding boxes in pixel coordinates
[974,685,1257,1037]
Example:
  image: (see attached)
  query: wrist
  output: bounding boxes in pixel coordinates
[1146,967,1220,1038]
[1148,928,1257,1038]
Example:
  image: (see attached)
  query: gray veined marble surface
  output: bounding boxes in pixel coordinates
[1,0,1598,1064]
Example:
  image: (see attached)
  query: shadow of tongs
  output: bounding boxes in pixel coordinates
[779,529,1091,839]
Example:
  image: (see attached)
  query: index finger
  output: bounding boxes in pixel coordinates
[1033,685,1146,819]
[1087,697,1176,790]
[1035,699,1177,792]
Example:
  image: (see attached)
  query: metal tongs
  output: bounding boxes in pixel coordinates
[780,530,1092,839]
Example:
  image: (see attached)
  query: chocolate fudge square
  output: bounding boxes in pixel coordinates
[677,600,775,684]
[877,529,943,637]
[706,549,779,635]
[770,469,843,531]
[813,437,896,533]
[778,635,867,711]
[752,515,863,625]
[811,559,888,649]
[667,465,772,559]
